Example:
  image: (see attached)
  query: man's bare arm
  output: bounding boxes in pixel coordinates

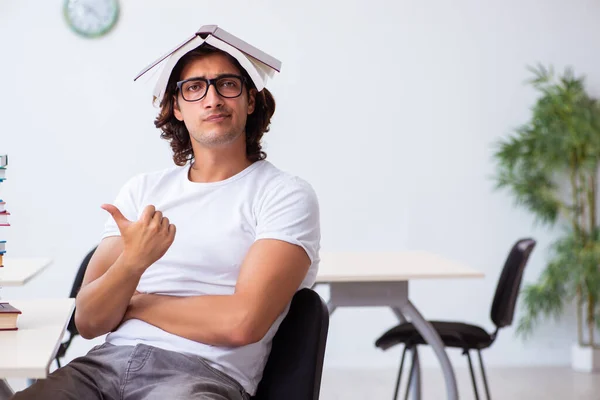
[74,237,141,339]
[123,238,311,347]
[75,204,176,339]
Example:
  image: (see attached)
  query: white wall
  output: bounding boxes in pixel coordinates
[1,0,598,370]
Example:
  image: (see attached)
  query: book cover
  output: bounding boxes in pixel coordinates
[0,303,22,331]
[0,211,10,226]
[0,303,21,313]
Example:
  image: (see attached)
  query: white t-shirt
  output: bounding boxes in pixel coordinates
[101,160,320,395]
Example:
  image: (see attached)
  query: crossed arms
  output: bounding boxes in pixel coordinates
[74,205,312,347]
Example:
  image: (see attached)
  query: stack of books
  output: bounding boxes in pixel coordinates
[0,154,7,268]
[0,154,19,331]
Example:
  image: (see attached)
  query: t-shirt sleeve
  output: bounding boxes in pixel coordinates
[101,175,142,240]
[255,176,321,264]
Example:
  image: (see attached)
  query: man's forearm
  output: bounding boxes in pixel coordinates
[126,294,261,347]
[75,254,144,339]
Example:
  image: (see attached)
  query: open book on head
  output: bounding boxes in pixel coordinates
[134,25,282,107]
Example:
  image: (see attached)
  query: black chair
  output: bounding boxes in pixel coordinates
[374,238,536,400]
[253,288,330,400]
[54,246,97,368]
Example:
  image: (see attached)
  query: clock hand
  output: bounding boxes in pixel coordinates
[81,3,102,20]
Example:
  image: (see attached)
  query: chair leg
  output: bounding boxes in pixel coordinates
[0,379,14,398]
[404,347,418,400]
[392,345,409,400]
[465,349,480,400]
[477,350,491,400]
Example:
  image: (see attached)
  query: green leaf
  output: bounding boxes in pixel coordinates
[494,65,600,340]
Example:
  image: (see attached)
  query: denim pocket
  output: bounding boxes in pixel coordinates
[194,356,249,398]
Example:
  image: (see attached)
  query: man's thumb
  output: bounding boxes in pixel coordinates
[101,204,131,230]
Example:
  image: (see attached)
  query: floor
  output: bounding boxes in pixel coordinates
[319,367,600,400]
[7,367,600,399]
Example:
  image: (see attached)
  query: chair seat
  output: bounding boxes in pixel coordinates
[375,321,494,351]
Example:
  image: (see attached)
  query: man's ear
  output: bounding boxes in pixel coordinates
[247,89,257,115]
[173,96,184,121]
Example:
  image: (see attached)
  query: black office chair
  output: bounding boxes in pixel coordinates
[253,288,330,400]
[374,238,536,400]
[54,246,97,368]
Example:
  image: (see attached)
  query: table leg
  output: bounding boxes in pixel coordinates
[397,300,458,400]
[327,301,337,315]
[325,281,458,400]
[0,379,14,400]
[391,307,407,323]
[410,345,422,399]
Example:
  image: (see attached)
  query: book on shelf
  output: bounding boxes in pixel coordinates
[0,303,21,331]
[0,155,6,168]
[0,240,5,267]
[134,24,281,106]
[0,211,9,226]
[0,200,4,213]
[0,168,5,180]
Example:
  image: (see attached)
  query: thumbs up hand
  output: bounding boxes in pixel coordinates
[101,204,176,272]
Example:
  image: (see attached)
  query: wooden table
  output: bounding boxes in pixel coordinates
[315,251,484,400]
[0,298,75,399]
[0,258,53,287]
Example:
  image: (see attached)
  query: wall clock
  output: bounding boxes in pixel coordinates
[63,0,120,38]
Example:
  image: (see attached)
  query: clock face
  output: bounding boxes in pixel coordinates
[63,0,120,38]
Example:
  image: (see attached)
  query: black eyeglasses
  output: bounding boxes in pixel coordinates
[176,74,246,102]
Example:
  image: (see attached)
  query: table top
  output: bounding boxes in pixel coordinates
[0,258,53,287]
[0,298,75,378]
[316,251,484,283]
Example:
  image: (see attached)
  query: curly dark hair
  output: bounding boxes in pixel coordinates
[154,44,276,166]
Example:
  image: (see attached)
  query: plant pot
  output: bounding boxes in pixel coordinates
[571,343,600,372]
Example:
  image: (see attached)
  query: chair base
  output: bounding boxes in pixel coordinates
[391,345,491,400]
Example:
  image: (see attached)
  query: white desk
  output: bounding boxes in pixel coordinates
[315,251,484,400]
[0,258,53,287]
[0,298,75,399]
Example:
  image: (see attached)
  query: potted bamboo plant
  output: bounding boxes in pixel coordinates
[493,64,600,372]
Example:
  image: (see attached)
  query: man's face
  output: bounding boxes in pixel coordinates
[174,52,256,148]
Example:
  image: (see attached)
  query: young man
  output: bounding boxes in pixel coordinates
[12,28,320,400]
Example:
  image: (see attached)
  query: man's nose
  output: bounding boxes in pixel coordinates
[203,84,224,108]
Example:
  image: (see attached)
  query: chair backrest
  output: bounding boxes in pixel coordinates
[490,238,536,329]
[66,246,97,336]
[252,288,330,400]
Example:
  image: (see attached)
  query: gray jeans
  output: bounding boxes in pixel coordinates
[11,342,250,400]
